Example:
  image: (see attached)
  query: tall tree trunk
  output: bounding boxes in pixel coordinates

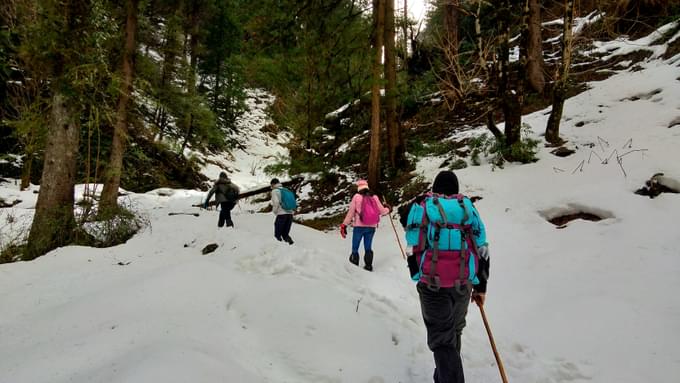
[20,126,36,190]
[20,154,33,190]
[527,0,545,93]
[498,0,519,147]
[402,0,408,73]
[546,0,574,145]
[100,0,139,212]
[474,0,484,69]
[154,22,175,141]
[443,0,460,94]
[179,8,200,155]
[385,0,402,169]
[368,0,385,191]
[213,61,221,111]
[25,94,80,260]
[25,0,91,260]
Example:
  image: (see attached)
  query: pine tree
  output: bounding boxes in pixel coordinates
[545,0,574,145]
[25,0,98,259]
[368,0,385,191]
[100,0,141,212]
[384,0,405,170]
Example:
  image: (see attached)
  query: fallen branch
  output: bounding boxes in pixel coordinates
[192,176,305,207]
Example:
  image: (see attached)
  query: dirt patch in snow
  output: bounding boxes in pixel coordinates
[539,204,615,229]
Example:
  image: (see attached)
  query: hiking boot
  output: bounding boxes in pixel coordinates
[364,250,374,271]
[284,236,294,245]
[349,252,359,266]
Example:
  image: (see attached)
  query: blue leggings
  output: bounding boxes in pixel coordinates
[351,226,376,254]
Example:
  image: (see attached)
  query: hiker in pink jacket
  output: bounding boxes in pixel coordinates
[340,180,390,271]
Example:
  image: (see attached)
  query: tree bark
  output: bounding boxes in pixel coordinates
[498,0,521,148]
[25,93,80,260]
[101,0,139,211]
[546,0,573,145]
[526,0,545,93]
[385,0,402,169]
[179,4,200,155]
[443,0,460,93]
[402,0,408,73]
[368,0,385,191]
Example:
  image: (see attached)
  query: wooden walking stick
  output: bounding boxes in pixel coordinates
[382,198,406,259]
[477,302,509,383]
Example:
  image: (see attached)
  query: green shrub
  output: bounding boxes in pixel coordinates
[468,124,539,168]
[82,201,150,248]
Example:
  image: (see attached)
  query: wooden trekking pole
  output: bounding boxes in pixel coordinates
[382,198,406,259]
[477,303,509,383]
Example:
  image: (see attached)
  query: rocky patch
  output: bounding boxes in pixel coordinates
[635,173,680,198]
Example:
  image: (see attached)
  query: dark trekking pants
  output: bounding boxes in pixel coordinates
[218,201,235,227]
[274,214,293,242]
[417,282,472,383]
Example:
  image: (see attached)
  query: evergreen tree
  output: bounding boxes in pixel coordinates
[198,0,246,149]
[25,0,114,259]
[368,0,385,191]
[100,0,141,212]
[545,0,574,145]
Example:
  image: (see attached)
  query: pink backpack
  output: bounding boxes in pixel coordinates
[359,195,380,225]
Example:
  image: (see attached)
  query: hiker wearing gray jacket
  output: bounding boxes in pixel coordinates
[270,178,294,244]
[204,172,240,228]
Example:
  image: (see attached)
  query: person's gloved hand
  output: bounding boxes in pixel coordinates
[471,291,486,306]
[340,224,347,239]
[477,245,489,260]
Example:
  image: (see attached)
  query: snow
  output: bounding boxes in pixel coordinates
[589,21,679,61]
[2,23,680,383]
[192,88,292,191]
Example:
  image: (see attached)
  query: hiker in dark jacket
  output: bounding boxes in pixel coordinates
[399,170,489,383]
[270,178,294,244]
[204,172,240,228]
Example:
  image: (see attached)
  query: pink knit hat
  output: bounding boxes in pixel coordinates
[356,179,369,191]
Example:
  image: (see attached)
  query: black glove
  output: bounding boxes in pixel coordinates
[407,253,420,280]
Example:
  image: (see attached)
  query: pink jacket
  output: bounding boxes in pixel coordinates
[342,193,390,227]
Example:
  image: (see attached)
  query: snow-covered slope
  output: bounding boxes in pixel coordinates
[2,28,680,383]
[197,89,292,191]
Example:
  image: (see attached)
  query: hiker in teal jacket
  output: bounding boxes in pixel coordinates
[399,170,490,383]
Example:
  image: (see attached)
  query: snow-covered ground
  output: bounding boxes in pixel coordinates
[2,29,680,383]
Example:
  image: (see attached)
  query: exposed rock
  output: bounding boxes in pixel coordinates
[551,147,576,157]
[201,243,219,255]
[635,173,680,198]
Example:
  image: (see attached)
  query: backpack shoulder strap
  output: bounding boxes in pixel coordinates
[416,199,429,253]
[427,196,448,290]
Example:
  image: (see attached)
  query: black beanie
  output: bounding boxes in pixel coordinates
[432,170,459,195]
[270,178,280,185]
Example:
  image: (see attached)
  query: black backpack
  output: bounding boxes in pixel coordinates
[224,183,239,202]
